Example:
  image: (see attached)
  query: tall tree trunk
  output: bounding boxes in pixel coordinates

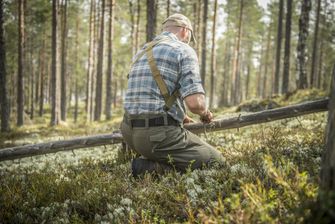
[166,0,170,17]
[274,0,284,94]
[200,0,208,87]
[282,0,292,94]
[146,0,157,42]
[246,64,251,99]
[245,44,253,99]
[135,0,140,52]
[35,48,40,105]
[257,40,264,98]
[263,24,272,99]
[74,15,80,123]
[196,0,202,58]
[0,0,10,132]
[60,0,68,121]
[129,0,135,57]
[317,40,324,89]
[105,0,114,120]
[310,0,321,87]
[30,48,34,120]
[113,80,117,108]
[297,0,311,89]
[51,0,60,126]
[86,0,95,122]
[94,0,105,121]
[209,0,218,108]
[221,43,231,106]
[17,0,25,126]
[231,0,244,105]
[320,64,335,204]
[39,36,45,117]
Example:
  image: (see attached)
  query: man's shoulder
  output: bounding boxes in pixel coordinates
[159,40,197,59]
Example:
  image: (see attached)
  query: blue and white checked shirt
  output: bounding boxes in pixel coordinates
[124,31,205,122]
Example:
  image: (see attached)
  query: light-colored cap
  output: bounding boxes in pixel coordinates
[162,13,196,44]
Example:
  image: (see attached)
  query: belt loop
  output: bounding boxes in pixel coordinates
[163,114,168,126]
[145,118,149,128]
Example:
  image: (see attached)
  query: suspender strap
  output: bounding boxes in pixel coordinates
[146,48,170,101]
[130,37,181,111]
[131,38,168,67]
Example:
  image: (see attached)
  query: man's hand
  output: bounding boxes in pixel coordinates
[200,110,213,124]
[183,115,195,124]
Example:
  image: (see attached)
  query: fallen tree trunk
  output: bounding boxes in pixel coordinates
[0,99,329,161]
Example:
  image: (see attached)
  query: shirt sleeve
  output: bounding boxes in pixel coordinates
[178,45,205,99]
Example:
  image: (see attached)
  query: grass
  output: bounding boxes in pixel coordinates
[0,90,333,223]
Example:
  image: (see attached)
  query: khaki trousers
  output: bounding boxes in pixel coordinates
[120,115,225,171]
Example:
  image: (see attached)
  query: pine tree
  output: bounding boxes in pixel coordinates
[105,0,115,120]
[0,0,10,132]
[200,0,208,87]
[297,0,311,89]
[274,0,283,94]
[146,0,157,42]
[94,0,105,121]
[282,0,292,94]
[17,0,25,126]
[209,0,218,108]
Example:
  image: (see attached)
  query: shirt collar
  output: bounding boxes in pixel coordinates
[154,31,179,41]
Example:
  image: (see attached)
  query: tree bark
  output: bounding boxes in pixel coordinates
[129,0,135,57]
[257,40,264,98]
[231,0,244,105]
[39,35,46,117]
[200,0,208,87]
[51,0,60,126]
[0,0,10,132]
[282,0,292,94]
[274,0,284,94]
[17,0,25,126]
[74,15,80,123]
[209,0,218,108]
[320,64,335,193]
[135,0,140,52]
[0,99,329,161]
[196,0,202,58]
[263,23,272,99]
[166,0,170,17]
[310,0,321,88]
[60,0,68,121]
[297,0,311,89]
[86,0,95,122]
[317,40,324,89]
[94,0,105,121]
[146,0,157,42]
[29,47,34,120]
[105,0,114,120]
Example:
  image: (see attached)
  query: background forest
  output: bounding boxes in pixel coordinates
[0,0,335,223]
[0,0,334,128]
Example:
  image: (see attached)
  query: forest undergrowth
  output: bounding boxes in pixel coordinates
[0,90,331,223]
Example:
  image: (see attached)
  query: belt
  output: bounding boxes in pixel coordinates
[124,115,179,127]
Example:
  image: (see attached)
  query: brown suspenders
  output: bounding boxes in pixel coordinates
[130,38,180,111]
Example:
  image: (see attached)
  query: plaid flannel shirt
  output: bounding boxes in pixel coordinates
[124,31,205,123]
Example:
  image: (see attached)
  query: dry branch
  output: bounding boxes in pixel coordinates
[0,99,329,161]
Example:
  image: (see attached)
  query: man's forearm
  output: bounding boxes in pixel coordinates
[184,93,208,115]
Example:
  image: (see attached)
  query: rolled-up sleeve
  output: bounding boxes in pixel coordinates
[178,46,205,99]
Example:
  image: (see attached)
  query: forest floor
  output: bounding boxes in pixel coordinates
[0,89,333,223]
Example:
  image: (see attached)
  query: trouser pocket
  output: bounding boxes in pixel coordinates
[149,131,167,151]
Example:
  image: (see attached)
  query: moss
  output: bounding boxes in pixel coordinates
[0,91,331,223]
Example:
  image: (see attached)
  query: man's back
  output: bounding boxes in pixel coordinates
[124,31,204,123]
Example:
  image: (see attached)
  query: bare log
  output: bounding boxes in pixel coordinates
[188,98,329,134]
[0,132,123,161]
[0,99,329,161]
